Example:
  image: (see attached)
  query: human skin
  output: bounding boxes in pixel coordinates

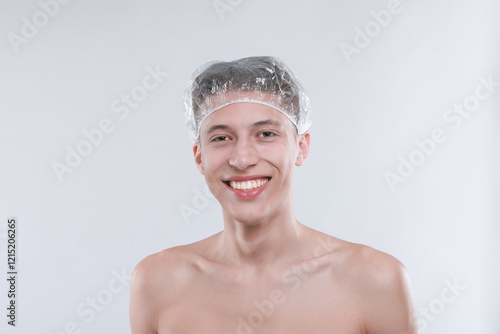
[130,101,418,334]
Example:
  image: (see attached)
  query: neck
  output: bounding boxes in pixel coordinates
[217,206,305,267]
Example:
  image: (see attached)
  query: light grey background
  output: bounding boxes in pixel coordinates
[1,0,499,333]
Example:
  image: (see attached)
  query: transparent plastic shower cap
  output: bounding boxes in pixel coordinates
[184,56,312,143]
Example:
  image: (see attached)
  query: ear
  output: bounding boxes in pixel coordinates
[295,132,310,166]
[193,142,205,175]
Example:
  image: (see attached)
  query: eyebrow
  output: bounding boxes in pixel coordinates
[204,119,285,137]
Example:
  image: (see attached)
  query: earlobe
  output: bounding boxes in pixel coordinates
[295,132,310,166]
[193,143,205,175]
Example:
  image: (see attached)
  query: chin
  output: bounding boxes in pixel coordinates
[227,209,269,226]
[237,217,264,226]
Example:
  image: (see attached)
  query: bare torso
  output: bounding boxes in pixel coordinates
[131,226,415,334]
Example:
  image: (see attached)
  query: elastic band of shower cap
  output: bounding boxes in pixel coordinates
[183,56,312,143]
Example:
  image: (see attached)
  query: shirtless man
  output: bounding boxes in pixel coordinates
[129,56,417,334]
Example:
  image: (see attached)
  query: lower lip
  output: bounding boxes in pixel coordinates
[225,179,270,199]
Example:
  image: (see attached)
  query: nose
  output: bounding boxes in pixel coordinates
[229,138,258,170]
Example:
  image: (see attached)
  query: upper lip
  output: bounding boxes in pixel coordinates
[224,175,271,182]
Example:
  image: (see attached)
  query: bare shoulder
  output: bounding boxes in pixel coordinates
[343,242,408,285]
[131,247,185,293]
[306,228,404,275]
[130,240,216,334]
[321,237,411,297]
[131,233,220,297]
[306,227,406,285]
[325,238,416,333]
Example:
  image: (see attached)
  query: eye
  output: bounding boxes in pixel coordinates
[259,131,276,138]
[211,136,229,142]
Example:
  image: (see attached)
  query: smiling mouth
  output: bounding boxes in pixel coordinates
[224,178,270,192]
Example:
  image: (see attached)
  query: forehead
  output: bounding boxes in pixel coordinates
[200,101,293,134]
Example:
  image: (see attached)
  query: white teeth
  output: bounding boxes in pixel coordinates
[228,178,269,191]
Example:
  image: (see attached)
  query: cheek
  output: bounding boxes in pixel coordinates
[200,149,226,188]
[200,146,216,167]
[261,144,295,171]
[203,167,223,199]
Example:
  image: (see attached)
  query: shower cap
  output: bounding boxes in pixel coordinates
[183,56,312,143]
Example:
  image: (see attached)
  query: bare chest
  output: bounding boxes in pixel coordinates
[157,272,365,334]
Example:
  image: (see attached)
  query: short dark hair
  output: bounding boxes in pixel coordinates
[191,56,301,118]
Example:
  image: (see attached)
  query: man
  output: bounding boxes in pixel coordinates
[130,56,417,334]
